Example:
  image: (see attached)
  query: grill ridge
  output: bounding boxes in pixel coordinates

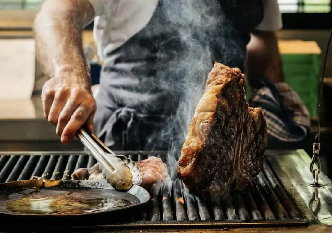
[0,152,307,226]
[18,155,39,181]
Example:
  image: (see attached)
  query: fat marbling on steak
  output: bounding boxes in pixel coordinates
[178,63,268,196]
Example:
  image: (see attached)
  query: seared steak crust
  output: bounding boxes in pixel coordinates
[178,63,268,196]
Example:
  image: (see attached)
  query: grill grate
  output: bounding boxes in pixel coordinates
[0,152,308,227]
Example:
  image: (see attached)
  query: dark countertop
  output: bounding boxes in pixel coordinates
[94,226,332,232]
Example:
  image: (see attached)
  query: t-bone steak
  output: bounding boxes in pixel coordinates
[178,63,268,196]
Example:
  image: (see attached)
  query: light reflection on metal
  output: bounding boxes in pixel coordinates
[309,187,321,216]
[310,135,322,187]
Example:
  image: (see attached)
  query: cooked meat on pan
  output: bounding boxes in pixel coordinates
[178,63,268,197]
[136,156,169,189]
[72,156,169,190]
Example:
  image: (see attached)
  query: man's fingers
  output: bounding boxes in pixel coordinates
[61,106,91,143]
[56,97,80,138]
[71,168,89,180]
[48,88,69,126]
[56,89,96,143]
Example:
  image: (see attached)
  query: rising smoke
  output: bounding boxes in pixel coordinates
[146,0,247,179]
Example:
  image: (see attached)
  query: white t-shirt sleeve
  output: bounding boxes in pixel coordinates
[91,0,159,58]
[88,0,108,16]
[255,0,283,31]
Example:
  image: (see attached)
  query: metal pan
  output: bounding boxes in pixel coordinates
[0,179,150,228]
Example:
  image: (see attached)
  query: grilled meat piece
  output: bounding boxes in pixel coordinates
[71,164,102,181]
[178,63,268,197]
[136,156,169,189]
[72,156,169,190]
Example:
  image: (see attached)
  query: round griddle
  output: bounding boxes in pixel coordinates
[0,180,150,227]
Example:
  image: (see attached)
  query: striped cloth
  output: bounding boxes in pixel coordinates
[250,78,310,148]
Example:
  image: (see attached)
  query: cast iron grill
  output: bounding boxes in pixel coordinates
[0,152,308,228]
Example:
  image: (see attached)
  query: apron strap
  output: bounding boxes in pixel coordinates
[98,107,141,150]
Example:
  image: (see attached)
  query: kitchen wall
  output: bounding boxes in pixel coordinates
[33,30,332,91]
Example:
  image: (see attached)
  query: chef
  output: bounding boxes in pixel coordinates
[35,0,310,152]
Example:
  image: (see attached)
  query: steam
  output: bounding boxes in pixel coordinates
[90,0,249,181]
[141,0,246,179]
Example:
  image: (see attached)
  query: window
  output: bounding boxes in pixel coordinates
[0,0,331,12]
[279,0,332,29]
[0,0,330,29]
[278,0,331,13]
[0,0,43,10]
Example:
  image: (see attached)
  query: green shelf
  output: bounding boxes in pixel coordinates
[281,53,320,118]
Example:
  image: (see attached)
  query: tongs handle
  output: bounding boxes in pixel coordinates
[78,128,115,154]
[77,128,115,172]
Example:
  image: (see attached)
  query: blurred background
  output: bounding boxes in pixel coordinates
[0,0,332,175]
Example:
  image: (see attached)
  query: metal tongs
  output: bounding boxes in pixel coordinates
[310,135,322,187]
[77,128,142,191]
[309,28,332,187]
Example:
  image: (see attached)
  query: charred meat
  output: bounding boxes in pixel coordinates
[178,63,268,197]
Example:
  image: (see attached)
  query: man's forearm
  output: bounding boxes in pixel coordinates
[246,30,284,88]
[34,0,97,143]
[34,0,94,84]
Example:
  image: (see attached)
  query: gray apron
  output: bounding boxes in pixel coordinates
[94,0,264,154]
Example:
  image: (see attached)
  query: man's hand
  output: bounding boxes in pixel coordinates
[42,76,96,143]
